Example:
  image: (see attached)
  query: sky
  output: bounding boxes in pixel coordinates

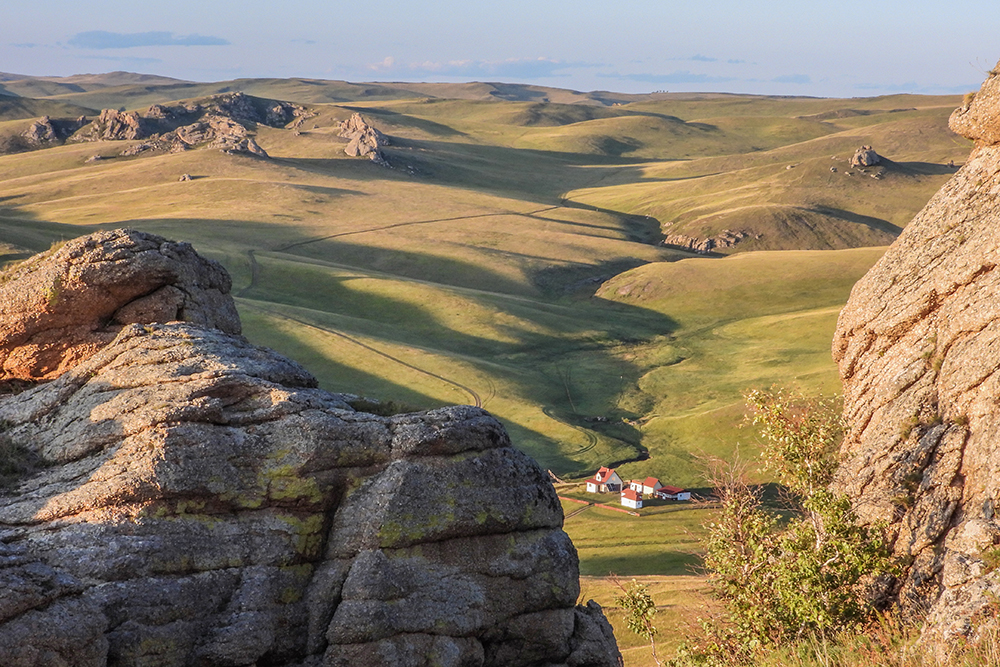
[3,1,999,98]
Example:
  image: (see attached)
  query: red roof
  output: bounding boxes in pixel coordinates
[595,466,616,480]
[660,485,685,494]
[643,477,661,489]
[621,488,642,501]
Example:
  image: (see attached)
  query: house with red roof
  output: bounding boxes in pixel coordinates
[629,476,664,496]
[655,485,691,501]
[620,488,643,509]
[585,466,623,494]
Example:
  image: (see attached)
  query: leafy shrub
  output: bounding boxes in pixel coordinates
[677,388,896,664]
[614,575,662,666]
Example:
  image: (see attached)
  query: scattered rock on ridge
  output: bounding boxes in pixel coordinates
[849,145,881,168]
[0,229,240,381]
[338,112,390,165]
[0,231,622,666]
[832,59,1000,652]
[662,229,752,254]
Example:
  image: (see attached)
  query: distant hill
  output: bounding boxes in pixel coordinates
[0,71,970,484]
[0,97,96,121]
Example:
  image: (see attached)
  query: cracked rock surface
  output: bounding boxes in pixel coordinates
[832,60,1000,647]
[0,234,620,666]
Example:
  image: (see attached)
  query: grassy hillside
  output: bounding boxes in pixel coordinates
[0,80,964,489]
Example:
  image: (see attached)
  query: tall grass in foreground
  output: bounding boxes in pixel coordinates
[720,617,1000,667]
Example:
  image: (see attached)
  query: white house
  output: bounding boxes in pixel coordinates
[629,476,664,496]
[620,488,643,509]
[656,485,691,501]
[585,466,623,493]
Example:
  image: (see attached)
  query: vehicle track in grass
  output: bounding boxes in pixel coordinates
[271,206,561,252]
[241,301,482,408]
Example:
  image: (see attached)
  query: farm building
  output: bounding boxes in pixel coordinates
[628,476,664,496]
[656,485,691,501]
[585,466,623,493]
[620,488,643,509]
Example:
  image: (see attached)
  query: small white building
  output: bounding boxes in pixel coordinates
[585,466,623,494]
[620,488,643,509]
[656,485,691,501]
[629,476,664,496]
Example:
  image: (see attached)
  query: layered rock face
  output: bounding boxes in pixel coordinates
[832,62,1000,645]
[0,232,620,666]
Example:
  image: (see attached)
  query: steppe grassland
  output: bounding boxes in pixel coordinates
[0,88,969,638]
[0,90,966,478]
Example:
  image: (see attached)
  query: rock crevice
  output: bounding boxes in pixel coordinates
[0,231,620,666]
[833,60,1000,648]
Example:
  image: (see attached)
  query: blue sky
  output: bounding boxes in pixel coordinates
[3,1,998,97]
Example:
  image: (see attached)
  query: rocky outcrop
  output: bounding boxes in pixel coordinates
[662,229,752,254]
[849,145,881,168]
[21,116,57,145]
[84,108,151,141]
[69,92,303,158]
[0,232,621,666]
[832,61,1000,648]
[21,115,87,147]
[338,112,390,165]
[0,229,240,381]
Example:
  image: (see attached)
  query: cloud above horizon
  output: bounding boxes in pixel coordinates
[367,56,586,80]
[68,31,229,50]
[609,70,738,85]
[773,74,811,84]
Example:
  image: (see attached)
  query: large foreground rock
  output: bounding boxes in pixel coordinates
[0,233,621,666]
[0,229,240,381]
[832,61,1000,647]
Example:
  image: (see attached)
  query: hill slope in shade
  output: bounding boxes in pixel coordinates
[0,76,969,485]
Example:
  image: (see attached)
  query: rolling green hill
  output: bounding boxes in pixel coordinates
[0,78,968,488]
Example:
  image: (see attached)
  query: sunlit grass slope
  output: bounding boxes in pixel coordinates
[0,83,961,487]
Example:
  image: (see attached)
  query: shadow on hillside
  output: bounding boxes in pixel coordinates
[807,205,901,236]
[577,549,702,578]
[0,202,678,476]
[0,210,101,264]
[890,160,961,176]
[338,106,468,138]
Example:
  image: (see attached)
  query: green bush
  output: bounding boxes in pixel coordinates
[677,388,896,664]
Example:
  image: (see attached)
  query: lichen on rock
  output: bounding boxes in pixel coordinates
[0,231,621,666]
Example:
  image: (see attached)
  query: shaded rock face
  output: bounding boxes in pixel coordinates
[338,112,390,165]
[661,229,752,254]
[832,61,1000,647]
[0,229,240,381]
[21,115,87,147]
[0,233,621,666]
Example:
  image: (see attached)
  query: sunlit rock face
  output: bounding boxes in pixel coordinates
[833,60,1000,648]
[0,232,621,667]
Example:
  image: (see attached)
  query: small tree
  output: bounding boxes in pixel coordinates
[613,575,662,666]
[694,388,896,660]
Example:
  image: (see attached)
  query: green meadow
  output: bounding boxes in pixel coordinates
[0,77,970,637]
